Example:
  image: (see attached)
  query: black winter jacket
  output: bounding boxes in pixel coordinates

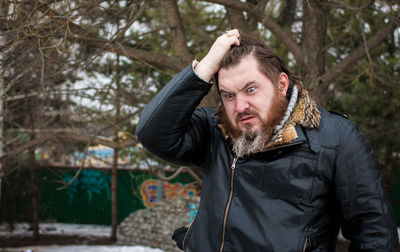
[136,65,398,252]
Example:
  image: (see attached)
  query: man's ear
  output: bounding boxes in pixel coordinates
[277,72,289,97]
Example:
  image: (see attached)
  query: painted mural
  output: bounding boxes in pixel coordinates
[140,179,197,208]
[62,169,111,205]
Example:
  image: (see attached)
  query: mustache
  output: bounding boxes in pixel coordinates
[236,110,259,121]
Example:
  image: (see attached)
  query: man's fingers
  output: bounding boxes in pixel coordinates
[227,36,240,46]
[225,29,240,38]
[225,29,240,46]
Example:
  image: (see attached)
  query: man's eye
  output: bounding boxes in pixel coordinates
[247,87,255,93]
[224,94,234,99]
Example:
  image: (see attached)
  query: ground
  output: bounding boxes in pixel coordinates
[0,234,114,247]
[0,223,165,252]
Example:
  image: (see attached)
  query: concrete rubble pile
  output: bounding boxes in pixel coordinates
[118,196,200,252]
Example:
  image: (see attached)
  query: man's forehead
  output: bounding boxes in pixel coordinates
[218,72,273,93]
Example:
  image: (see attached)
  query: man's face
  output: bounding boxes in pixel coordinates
[218,55,288,136]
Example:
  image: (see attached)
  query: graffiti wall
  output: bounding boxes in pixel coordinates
[0,167,196,225]
[62,169,111,205]
[140,179,197,208]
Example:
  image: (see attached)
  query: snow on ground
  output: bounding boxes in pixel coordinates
[0,223,165,252]
[0,245,165,252]
[0,223,111,238]
[2,222,399,251]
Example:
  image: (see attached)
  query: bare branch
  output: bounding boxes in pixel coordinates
[0,135,53,162]
[184,167,202,186]
[0,2,187,73]
[320,33,349,54]
[319,16,399,86]
[325,0,374,12]
[37,37,48,95]
[200,0,254,10]
[60,130,137,149]
[56,142,90,190]
[356,11,374,68]
[200,0,302,63]
[184,18,212,43]
[0,129,138,163]
[140,146,186,181]
[371,7,400,26]
[226,6,250,31]
[116,0,149,39]
[140,145,202,185]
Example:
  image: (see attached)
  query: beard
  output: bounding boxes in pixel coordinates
[216,90,288,158]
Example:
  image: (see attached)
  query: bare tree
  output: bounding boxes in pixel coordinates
[0,0,399,241]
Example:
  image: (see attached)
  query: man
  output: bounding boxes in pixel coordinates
[136,29,398,251]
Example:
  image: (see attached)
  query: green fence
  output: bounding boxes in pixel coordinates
[1,166,195,225]
[2,166,400,226]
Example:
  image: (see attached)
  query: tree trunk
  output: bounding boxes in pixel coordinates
[300,0,328,105]
[29,131,39,240]
[0,79,3,219]
[111,147,119,241]
[110,55,121,241]
[0,0,6,212]
[163,0,192,62]
[226,6,257,32]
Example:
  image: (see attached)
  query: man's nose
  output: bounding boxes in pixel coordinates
[235,97,250,113]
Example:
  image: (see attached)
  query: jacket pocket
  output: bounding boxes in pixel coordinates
[301,231,336,252]
[262,152,317,201]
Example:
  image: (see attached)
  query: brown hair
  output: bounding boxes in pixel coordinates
[216,32,301,100]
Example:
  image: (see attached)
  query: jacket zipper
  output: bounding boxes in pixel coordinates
[219,157,238,252]
[184,142,303,250]
[302,236,311,252]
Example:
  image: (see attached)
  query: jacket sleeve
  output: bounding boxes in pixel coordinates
[136,65,213,167]
[334,121,398,251]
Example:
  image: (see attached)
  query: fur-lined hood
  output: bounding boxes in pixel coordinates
[216,86,320,150]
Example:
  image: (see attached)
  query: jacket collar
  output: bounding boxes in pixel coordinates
[264,88,320,149]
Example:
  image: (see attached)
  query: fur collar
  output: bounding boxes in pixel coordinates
[216,86,320,150]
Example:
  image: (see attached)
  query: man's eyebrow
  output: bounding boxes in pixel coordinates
[219,81,257,94]
[219,88,232,94]
[240,81,257,92]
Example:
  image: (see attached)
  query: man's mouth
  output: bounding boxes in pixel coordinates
[239,115,256,123]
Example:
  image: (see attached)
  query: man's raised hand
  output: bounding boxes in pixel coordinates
[194,29,240,82]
